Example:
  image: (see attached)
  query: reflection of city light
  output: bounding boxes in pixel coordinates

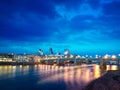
[111,65,118,70]
[13,66,16,69]
[20,65,22,68]
[94,65,100,79]
[106,65,110,71]
[85,69,90,82]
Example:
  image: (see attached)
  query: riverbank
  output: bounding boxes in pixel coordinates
[0,62,41,65]
[0,61,83,65]
[83,70,120,90]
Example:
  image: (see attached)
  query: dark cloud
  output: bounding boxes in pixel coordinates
[87,0,100,9]
[0,0,120,54]
[102,1,120,16]
[0,0,61,43]
[0,13,57,42]
[0,0,60,19]
[70,15,96,31]
[54,0,84,9]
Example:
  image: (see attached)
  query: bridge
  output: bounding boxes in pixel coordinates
[39,58,120,65]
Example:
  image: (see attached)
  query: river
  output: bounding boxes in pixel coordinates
[0,64,118,90]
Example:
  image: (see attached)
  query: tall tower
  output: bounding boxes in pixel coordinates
[39,49,44,56]
[64,49,70,58]
[49,48,53,55]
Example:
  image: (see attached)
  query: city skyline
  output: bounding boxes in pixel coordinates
[0,0,120,55]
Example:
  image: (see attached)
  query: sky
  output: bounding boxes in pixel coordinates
[0,0,120,55]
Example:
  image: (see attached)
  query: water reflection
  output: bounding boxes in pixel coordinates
[37,64,118,89]
[106,65,118,71]
[0,65,30,79]
[94,65,101,79]
[0,64,119,90]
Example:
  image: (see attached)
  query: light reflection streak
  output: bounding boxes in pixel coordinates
[111,65,118,70]
[94,65,100,79]
[0,64,119,88]
[106,65,110,71]
[37,64,119,88]
[0,65,31,79]
[38,65,99,87]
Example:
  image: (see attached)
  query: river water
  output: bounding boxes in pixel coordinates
[0,64,118,90]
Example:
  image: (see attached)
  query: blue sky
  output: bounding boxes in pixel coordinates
[0,0,120,55]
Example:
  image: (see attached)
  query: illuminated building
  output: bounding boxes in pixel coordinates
[39,49,44,56]
[0,54,14,62]
[64,49,70,58]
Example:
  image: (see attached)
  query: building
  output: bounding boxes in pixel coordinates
[49,48,54,55]
[0,54,14,62]
[39,49,44,56]
[64,49,70,58]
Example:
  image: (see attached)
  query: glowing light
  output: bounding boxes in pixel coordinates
[106,65,110,71]
[103,54,109,59]
[86,55,88,57]
[64,51,68,55]
[65,56,67,58]
[76,55,81,58]
[111,65,118,70]
[111,55,116,59]
[90,56,92,58]
[70,55,73,58]
[51,57,54,59]
[82,56,85,58]
[94,65,100,79]
[95,55,98,58]
[96,55,98,57]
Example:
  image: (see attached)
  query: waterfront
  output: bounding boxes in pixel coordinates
[0,64,118,90]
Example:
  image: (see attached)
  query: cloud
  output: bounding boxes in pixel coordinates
[0,0,60,19]
[87,0,101,9]
[70,15,96,31]
[102,0,120,16]
[0,0,120,54]
[0,12,59,42]
[53,0,84,10]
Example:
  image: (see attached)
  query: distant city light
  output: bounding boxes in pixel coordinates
[111,55,116,59]
[86,55,88,57]
[76,55,81,58]
[82,56,85,58]
[118,54,120,56]
[96,55,98,57]
[103,54,109,59]
[90,56,92,58]
[95,55,98,58]
[64,51,68,55]
[70,55,73,58]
